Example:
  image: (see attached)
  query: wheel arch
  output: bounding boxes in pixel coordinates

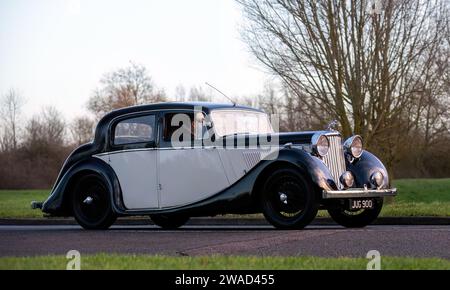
[251,161,305,199]
[42,157,124,216]
[250,149,335,202]
[61,169,106,214]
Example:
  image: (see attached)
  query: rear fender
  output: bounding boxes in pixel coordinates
[42,157,124,216]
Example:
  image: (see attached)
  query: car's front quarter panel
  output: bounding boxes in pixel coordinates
[347,150,390,189]
[258,148,337,192]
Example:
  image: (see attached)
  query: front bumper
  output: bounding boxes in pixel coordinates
[322,188,397,199]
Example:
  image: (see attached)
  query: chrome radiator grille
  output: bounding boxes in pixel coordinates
[322,135,347,189]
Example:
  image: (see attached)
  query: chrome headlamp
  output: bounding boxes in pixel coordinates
[312,134,330,157]
[344,135,363,159]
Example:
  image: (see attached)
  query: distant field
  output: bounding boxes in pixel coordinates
[0,254,449,270]
[0,179,449,218]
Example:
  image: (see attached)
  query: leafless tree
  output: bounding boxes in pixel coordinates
[257,82,282,115]
[239,95,258,107]
[88,62,167,117]
[70,116,95,145]
[0,89,25,151]
[238,0,449,169]
[188,86,212,102]
[23,107,66,149]
[5,107,68,189]
[175,84,187,102]
[280,84,323,132]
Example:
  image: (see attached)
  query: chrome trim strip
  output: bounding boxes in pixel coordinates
[93,145,279,157]
[322,188,397,199]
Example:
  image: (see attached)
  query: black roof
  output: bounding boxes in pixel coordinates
[95,102,264,134]
[102,102,263,121]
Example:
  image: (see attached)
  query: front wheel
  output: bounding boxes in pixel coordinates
[327,198,383,228]
[72,174,117,230]
[150,214,189,229]
[260,168,318,230]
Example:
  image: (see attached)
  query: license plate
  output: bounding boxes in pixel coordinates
[349,199,374,210]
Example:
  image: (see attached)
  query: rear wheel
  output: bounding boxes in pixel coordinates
[150,214,189,229]
[327,198,383,228]
[260,168,318,230]
[72,174,116,230]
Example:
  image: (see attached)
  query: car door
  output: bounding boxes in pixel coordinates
[97,113,159,210]
[157,110,229,208]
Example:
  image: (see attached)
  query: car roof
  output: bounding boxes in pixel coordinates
[92,102,267,150]
[95,102,265,134]
[102,102,264,119]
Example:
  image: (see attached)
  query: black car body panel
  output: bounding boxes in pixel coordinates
[347,151,390,189]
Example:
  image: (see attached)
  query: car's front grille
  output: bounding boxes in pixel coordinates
[322,134,347,189]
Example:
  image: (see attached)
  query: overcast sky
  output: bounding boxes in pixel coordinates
[0,0,270,120]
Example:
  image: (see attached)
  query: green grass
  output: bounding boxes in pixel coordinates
[233,179,450,218]
[392,179,450,203]
[0,190,49,218]
[381,179,450,217]
[0,254,449,270]
[0,179,449,219]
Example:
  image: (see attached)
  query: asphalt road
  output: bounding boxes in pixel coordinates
[0,225,449,258]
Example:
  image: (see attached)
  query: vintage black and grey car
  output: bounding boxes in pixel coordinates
[32,102,397,230]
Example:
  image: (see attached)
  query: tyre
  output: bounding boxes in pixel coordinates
[260,168,318,230]
[150,214,190,229]
[327,198,383,228]
[72,174,117,230]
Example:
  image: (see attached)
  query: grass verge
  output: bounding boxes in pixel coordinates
[0,254,449,270]
[381,178,450,217]
[0,179,449,218]
[0,190,49,218]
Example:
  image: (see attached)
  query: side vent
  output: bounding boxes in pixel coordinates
[242,151,262,171]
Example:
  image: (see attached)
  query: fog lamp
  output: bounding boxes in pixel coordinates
[340,171,354,188]
[370,171,384,188]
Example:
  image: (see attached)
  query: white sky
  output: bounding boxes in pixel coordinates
[0,0,270,120]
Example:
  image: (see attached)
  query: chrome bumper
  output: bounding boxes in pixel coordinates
[322,188,397,199]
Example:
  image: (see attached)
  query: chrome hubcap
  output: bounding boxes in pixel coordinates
[83,196,94,205]
[279,192,288,204]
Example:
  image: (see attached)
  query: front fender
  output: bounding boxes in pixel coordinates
[267,148,336,191]
[42,157,124,216]
[347,150,390,189]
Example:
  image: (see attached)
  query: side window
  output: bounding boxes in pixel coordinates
[113,115,156,146]
[162,112,208,147]
[163,112,194,142]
